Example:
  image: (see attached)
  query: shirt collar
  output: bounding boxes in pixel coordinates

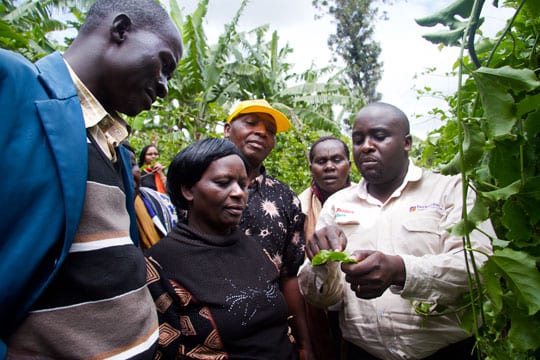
[357,159,422,204]
[64,59,129,146]
[250,165,267,191]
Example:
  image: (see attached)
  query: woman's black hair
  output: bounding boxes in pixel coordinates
[167,138,249,209]
[138,144,158,167]
[308,136,350,163]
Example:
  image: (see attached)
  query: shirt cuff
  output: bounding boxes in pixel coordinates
[298,261,343,308]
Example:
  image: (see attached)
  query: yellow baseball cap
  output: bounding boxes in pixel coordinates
[226,99,291,133]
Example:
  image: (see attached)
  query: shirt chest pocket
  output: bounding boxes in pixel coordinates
[401,215,443,255]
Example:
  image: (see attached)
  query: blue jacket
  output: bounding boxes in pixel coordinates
[0,50,137,357]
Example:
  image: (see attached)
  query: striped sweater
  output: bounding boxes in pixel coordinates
[7,135,158,359]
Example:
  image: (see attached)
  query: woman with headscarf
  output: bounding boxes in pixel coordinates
[298,136,353,360]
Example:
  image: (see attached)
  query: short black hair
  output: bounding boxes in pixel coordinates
[79,0,172,35]
[167,138,250,209]
[309,136,350,163]
[362,102,410,135]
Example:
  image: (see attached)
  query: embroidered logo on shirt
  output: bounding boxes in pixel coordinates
[336,207,354,218]
[335,207,359,224]
[409,203,442,213]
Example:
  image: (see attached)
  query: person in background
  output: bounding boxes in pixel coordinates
[298,102,494,360]
[0,0,182,358]
[224,99,314,359]
[145,138,298,359]
[300,136,352,238]
[124,142,177,249]
[139,144,167,193]
[298,136,352,360]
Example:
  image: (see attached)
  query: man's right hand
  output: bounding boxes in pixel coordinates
[305,225,348,260]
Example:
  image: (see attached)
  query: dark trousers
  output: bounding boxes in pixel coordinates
[342,337,477,360]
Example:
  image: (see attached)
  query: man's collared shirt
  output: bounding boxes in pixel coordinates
[298,161,494,359]
[64,60,128,161]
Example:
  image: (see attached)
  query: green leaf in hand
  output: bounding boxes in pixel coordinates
[311,249,358,266]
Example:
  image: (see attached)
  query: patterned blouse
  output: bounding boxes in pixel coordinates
[239,167,306,278]
[145,223,297,359]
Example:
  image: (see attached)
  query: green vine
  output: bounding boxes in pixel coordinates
[416,1,540,358]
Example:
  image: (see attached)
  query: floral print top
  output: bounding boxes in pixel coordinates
[239,167,306,279]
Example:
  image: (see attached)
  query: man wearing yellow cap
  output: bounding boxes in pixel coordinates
[225,99,314,359]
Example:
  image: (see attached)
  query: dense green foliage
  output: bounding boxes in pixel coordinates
[416,0,540,358]
[1,0,66,59]
[0,0,92,60]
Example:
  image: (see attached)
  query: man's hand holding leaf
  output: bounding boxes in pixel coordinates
[305,225,348,260]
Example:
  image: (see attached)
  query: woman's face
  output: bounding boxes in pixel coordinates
[183,155,249,236]
[144,146,160,166]
[310,139,351,196]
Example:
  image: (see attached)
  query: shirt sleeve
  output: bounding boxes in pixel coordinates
[298,259,344,308]
[397,177,494,305]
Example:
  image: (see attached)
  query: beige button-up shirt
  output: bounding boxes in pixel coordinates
[298,161,494,359]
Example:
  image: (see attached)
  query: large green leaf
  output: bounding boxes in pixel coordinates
[522,177,540,201]
[501,199,532,242]
[508,309,540,351]
[524,1,540,18]
[168,0,184,31]
[516,94,540,120]
[473,67,540,139]
[449,218,476,237]
[474,66,540,92]
[441,122,485,175]
[488,139,522,187]
[482,180,521,201]
[415,0,474,46]
[524,108,540,139]
[479,260,504,313]
[421,25,467,46]
[468,196,491,225]
[415,0,474,28]
[488,248,540,316]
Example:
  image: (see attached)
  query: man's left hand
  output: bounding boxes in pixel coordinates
[341,250,405,299]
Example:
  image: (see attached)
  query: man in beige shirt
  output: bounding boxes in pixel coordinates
[299,102,494,359]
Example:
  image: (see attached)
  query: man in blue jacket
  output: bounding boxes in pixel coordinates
[0,0,182,358]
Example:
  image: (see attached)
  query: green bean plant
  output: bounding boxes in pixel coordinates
[416,0,540,358]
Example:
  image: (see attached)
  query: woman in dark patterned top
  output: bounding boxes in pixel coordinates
[145,138,297,359]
